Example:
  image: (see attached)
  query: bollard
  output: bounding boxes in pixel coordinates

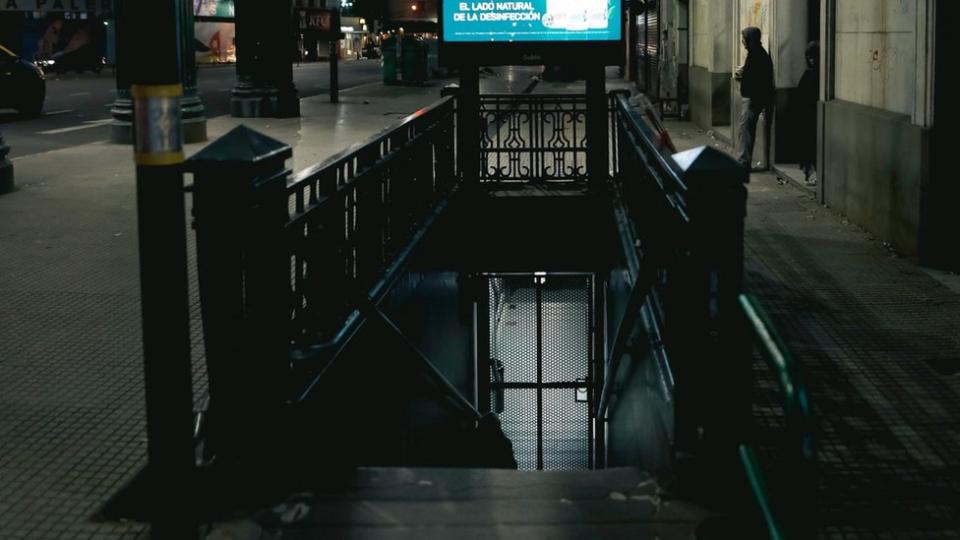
[0,130,12,194]
[664,145,748,499]
[186,126,293,468]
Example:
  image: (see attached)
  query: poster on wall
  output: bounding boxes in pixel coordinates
[24,14,105,72]
[195,21,235,63]
[442,0,620,42]
[194,0,234,18]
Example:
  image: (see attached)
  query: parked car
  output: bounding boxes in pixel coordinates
[36,43,105,74]
[0,43,46,117]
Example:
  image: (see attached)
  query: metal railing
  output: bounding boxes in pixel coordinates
[142,87,811,537]
[479,93,587,183]
[284,96,458,346]
[598,92,815,538]
[598,92,748,425]
[477,93,620,184]
[186,95,478,468]
[739,293,817,539]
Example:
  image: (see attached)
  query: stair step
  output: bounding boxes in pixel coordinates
[207,467,710,539]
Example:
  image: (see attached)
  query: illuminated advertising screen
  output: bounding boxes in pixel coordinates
[443,0,620,42]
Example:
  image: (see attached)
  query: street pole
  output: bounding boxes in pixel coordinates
[458,63,479,186]
[330,9,341,104]
[330,39,339,103]
[586,63,608,191]
[0,130,13,194]
[111,0,206,143]
[232,0,300,117]
[128,0,198,537]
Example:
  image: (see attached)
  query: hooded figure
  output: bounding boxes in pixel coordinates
[797,41,820,183]
[737,27,774,102]
[735,26,775,168]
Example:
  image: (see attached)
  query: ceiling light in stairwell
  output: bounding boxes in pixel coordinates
[534,271,547,285]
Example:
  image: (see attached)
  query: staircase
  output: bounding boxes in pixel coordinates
[208,467,710,539]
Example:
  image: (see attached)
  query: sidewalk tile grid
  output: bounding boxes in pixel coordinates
[662,119,960,538]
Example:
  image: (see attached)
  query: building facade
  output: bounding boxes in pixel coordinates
[679,0,956,270]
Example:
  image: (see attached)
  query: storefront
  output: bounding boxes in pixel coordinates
[194,0,236,64]
[339,16,370,59]
[0,0,111,71]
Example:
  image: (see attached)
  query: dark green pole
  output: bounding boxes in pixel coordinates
[111,0,206,143]
[109,0,132,143]
[458,64,479,185]
[586,63,608,191]
[128,0,198,536]
[330,37,340,103]
[232,0,300,117]
[178,0,207,142]
[0,130,12,194]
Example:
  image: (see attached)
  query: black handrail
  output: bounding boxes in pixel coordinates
[595,93,693,421]
[289,95,457,189]
[283,96,458,348]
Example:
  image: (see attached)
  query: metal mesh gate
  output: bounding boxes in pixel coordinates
[485,274,594,470]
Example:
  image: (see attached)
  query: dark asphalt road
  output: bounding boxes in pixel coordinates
[0,60,383,158]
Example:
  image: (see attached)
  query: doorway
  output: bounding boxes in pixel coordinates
[771,0,821,187]
[480,273,596,471]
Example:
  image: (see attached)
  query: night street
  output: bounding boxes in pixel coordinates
[0,59,382,158]
[2,0,960,539]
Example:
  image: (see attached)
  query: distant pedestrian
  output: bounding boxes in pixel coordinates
[734,27,774,170]
[797,41,820,184]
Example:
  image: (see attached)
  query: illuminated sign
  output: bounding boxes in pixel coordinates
[194,0,234,17]
[442,0,621,43]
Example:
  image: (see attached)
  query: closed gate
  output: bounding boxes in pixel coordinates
[481,273,596,470]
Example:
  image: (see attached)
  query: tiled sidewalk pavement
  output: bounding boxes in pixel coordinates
[665,120,960,538]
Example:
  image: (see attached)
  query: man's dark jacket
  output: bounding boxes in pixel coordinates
[739,27,774,103]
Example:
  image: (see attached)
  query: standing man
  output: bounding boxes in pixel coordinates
[734,27,774,170]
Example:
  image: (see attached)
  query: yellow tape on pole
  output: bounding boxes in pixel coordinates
[131,84,183,99]
[131,84,184,166]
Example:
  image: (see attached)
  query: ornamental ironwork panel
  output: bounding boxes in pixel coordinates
[479,94,590,184]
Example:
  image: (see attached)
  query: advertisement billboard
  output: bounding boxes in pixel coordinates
[443,0,620,43]
[439,0,622,65]
[194,0,234,18]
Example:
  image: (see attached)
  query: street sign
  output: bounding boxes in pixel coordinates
[295,7,341,39]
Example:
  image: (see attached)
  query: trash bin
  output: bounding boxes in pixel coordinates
[400,36,427,85]
[381,36,398,84]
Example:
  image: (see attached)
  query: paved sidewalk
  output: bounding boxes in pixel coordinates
[664,120,960,539]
